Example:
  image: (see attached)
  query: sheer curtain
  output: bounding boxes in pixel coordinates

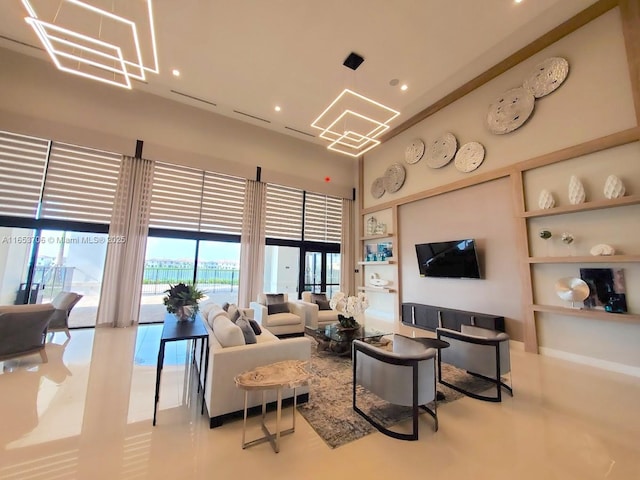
[340,198,355,295]
[96,156,154,327]
[238,180,266,307]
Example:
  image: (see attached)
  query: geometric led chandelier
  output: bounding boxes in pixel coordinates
[21,0,159,89]
[311,54,400,158]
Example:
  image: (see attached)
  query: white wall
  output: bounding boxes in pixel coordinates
[0,48,355,199]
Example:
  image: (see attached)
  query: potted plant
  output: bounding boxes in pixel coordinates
[163,283,204,321]
[330,292,369,330]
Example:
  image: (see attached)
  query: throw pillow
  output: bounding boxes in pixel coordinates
[316,299,332,311]
[310,293,328,303]
[226,303,241,322]
[267,302,290,315]
[265,293,285,305]
[235,315,257,344]
[248,318,262,335]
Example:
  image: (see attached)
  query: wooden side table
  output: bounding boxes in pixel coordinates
[234,360,310,453]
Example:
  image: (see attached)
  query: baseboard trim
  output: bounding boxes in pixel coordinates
[539,347,640,378]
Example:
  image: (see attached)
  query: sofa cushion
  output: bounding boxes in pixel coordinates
[316,300,332,310]
[318,309,339,323]
[207,306,227,329]
[267,303,290,315]
[212,315,245,347]
[236,316,257,344]
[264,312,301,327]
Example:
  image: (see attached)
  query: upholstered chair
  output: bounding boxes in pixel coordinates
[352,334,438,441]
[436,324,513,402]
[249,293,305,336]
[298,291,339,330]
[48,292,83,339]
[0,303,55,363]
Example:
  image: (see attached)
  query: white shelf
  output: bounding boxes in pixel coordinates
[532,304,640,321]
[358,286,396,293]
[360,233,395,241]
[528,255,640,263]
[521,194,640,218]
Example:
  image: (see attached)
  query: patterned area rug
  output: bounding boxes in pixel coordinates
[298,340,494,448]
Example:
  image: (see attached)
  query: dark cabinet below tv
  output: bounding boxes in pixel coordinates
[401,303,505,333]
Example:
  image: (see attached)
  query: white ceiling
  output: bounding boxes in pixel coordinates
[0,0,596,149]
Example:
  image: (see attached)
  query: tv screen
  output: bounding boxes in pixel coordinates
[415,239,481,279]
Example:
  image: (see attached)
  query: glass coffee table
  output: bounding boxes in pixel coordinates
[306,323,391,356]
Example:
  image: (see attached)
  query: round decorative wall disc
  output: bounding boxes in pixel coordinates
[523,57,569,98]
[425,132,457,168]
[371,177,385,199]
[486,87,535,134]
[383,163,406,193]
[555,277,589,302]
[405,138,425,164]
[454,142,485,173]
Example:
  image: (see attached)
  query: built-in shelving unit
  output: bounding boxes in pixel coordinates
[360,233,396,241]
[521,194,640,218]
[528,255,640,263]
[358,286,397,293]
[357,260,395,265]
[532,304,640,321]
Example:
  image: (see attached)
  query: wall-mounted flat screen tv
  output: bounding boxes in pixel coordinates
[415,239,481,279]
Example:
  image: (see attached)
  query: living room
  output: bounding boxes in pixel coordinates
[1,0,639,478]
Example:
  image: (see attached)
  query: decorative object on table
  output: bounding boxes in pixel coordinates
[368,272,391,287]
[523,57,570,98]
[580,268,627,313]
[330,292,369,329]
[371,177,385,199]
[374,222,387,235]
[554,277,590,308]
[538,189,556,209]
[382,163,406,193]
[405,138,425,164]
[486,87,535,134]
[454,141,485,172]
[603,174,626,199]
[163,282,204,321]
[366,216,378,235]
[590,244,616,256]
[425,132,458,168]
[568,175,586,205]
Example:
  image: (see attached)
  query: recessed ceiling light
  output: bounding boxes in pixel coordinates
[172,69,180,77]
[514,0,523,4]
[275,105,281,112]
[401,84,408,91]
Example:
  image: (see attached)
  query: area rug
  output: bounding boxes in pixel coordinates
[297,341,494,449]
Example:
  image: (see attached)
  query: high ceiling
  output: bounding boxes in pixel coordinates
[0,0,595,150]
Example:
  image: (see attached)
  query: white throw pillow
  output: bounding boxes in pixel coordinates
[212,315,245,347]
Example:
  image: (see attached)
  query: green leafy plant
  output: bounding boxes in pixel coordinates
[163,283,204,315]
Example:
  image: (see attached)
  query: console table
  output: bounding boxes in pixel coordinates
[402,303,505,333]
[153,314,209,426]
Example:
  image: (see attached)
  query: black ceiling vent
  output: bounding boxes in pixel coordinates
[343,52,364,70]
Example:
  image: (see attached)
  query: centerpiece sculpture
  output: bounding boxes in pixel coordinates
[163,283,204,321]
[330,292,369,330]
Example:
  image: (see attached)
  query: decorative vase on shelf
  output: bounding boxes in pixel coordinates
[568,175,586,205]
[603,175,625,199]
[538,189,555,209]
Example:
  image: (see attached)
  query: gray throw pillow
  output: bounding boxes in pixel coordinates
[248,319,262,335]
[226,304,241,322]
[316,299,332,311]
[267,302,289,315]
[310,293,327,303]
[235,316,257,344]
[265,293,285,305]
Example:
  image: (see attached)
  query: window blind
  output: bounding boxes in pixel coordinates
[40,142,122,223]
[265,184,303,240]
[148,162,204,231]
[303,192,342,243]
[0,130,48,219]
[200,172,246,235]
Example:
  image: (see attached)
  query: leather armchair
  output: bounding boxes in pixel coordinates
[49,292,83,339]
[436,324,513,402]
[297,291,339,330]
[249,293,305,336]
[0,303,55,363]
[353,334,438,441]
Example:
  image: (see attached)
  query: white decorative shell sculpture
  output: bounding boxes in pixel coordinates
[603,175,625,199]
[568,175,586,205]
[369,272,390,287]
[590,244,616,256]
[538,189,556,209]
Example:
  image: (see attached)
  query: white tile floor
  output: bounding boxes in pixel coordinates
[1,324,639,480]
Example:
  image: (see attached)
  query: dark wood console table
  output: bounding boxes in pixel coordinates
[401,303,504,333]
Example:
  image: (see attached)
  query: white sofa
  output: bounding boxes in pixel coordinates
[297,291,339,330]
[249,293,306,336]
[198,302,312,428]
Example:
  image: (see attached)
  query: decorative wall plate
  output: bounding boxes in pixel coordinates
[486,87,535,134]
[371,177,385,199]
[454,141,485,173]
[383,163,406,193]
[405,138,425,164]
[523,57,569,98]
[425,132,457,168]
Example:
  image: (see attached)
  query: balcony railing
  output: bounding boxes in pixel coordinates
[141,267,240,294]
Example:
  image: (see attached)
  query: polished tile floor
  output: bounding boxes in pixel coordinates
[0,325,639,480]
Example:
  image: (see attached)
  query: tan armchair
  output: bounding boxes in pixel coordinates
[0,304,55,363]
[249,293,305,336]
[48,292,83,339]
[298,291,339,330]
